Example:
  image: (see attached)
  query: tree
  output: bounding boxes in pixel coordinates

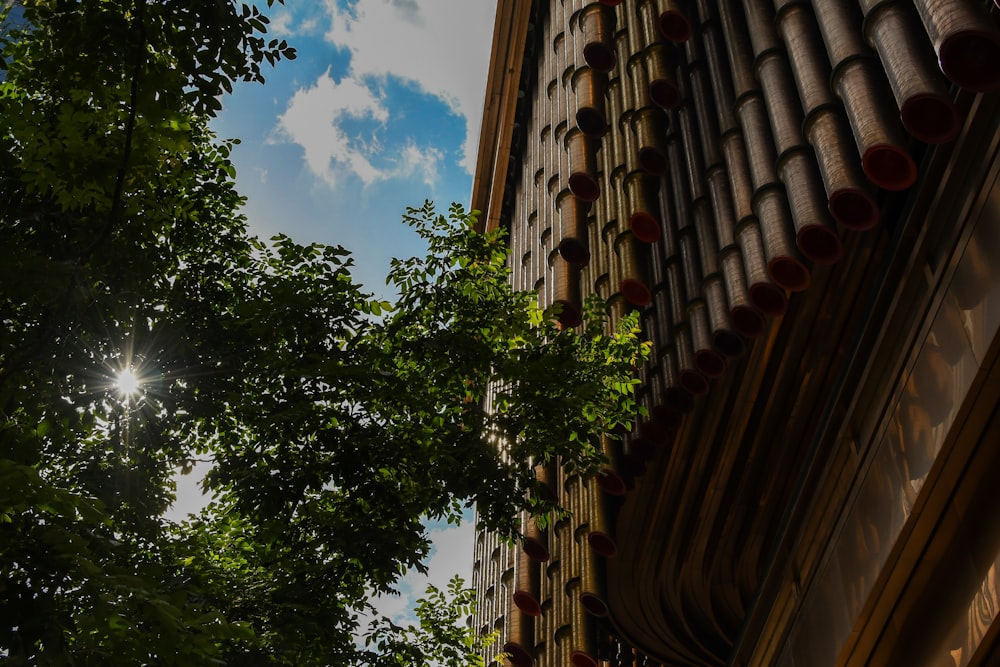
[0,1,647,664]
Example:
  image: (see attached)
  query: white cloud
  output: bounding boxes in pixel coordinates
[274,69,388,187]
[321,0,496,173]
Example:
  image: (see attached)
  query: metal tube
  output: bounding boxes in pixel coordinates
[911,0,1000,92]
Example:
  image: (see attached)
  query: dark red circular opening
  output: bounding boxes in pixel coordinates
[731,304,765,338]
[939,29,1000,93]
[629,212,661,243]
[581,592,610,617]
[862,144,917,191]
[680,368,709,395]
[569,172,601,202]
[523,537,550,562]
[571,651,599,667]
[750,281,789,316]
[583,42,616,73]
[597,468,627,496]
[695,348,726,378]
[558,237,591,266]
[503,641,535,667]
[829,188,879,231]
[638,146,668,174]
[588,530,618,558]
[513,590,542,617]
[621,278,652,306]
[649,79,681,109]
[639,419,669,444]
[555,300,582,328]
[713,329,746,358]
[901,93,962,144]
[658,11,692,42]
[664,386,695,413]
[768,255,811,292]
[797,224,844,265]
[576,106,608,138]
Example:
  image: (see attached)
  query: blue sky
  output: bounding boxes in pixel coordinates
[175,0,499,624]
[211,0,497,298]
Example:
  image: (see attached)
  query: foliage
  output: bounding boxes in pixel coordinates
[0,0,647,664]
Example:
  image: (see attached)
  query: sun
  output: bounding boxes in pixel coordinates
[115,367,141,397]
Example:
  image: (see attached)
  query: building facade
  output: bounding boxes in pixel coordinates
[470,1,1000,666]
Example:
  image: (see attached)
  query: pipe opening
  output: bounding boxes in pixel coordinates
[712,329,746,358]
[638,146,668,174]
[581,592,610,618]
[513,591,542,617]
[939,29,1000,92]
[555,299,583,328]
[695,348,727,378]
[629,211,661,243]
[862,144,917,191]
[583,42,616,73]
[587,530,618,558]
[731,305,766,339]
[620,278,652,306]
[796,224,844,265]
[571,652,599,667]
[767,256,811,293]
[569,172,601,201]
[576,106,609,138]
[679,368,710,395]
[558,238,591,266]
[597,468,628,496]
[900,92,962,144]
[750,280,790,315]
[649,79,682,109]
[661,386,694,414]
[522,537,550,562]
[503,642,535,667]
[658,11,692,42]
[828,188,879,231]
[639,419,669,444]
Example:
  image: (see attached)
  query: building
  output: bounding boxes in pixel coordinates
[470,0,1000,665]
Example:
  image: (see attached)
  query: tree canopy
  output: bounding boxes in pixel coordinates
[0,1,647,664]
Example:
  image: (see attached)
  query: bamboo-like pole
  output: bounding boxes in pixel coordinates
[859,0,961,143]
[911,0,1000,92]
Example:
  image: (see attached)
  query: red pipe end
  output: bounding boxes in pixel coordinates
[694,350,726,380]
[587,530,618,558]
[523,537,550,562]
[581,592,610,617]
[649,79,682,109]
[679,368,710,395]
[569,172,601,202]
[639,419,670,445]
[750,280,790,316]
[731,304,765,338]
[638,146,668,174]
[554,300,582,328]
[629,211,661,243]
[583,42,616,73]
[768,255,811,292]
[621,278,652,306]
[503,642,535,667]
[712,328,745,358]
[576,106,608,138]
[797,224,844,265]
[513,591,542,617]
[901,92,962,144]
[558,238,590,266]
[939,28,1000,93]
[571,652,599,667]
[829,188,879,231]
[663,386,695,413]
[597,468,628,496]
[862,143,917,191]
[659,11,692,42]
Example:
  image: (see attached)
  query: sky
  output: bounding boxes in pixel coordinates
[171,0,498,627]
